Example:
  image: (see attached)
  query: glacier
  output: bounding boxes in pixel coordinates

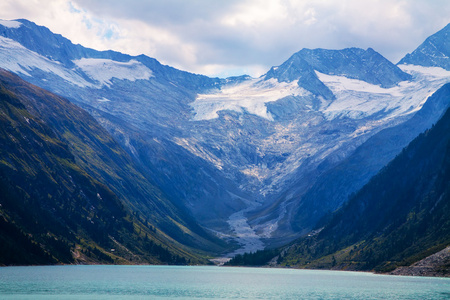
[73,58,154,87]
[191,78,310,121]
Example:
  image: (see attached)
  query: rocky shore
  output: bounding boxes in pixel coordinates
[390,246,450,277]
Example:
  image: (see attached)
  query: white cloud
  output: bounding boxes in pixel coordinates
[221,0,288,27]
[1,0,450,78]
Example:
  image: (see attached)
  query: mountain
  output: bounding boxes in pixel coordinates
[277,94,450,274]
[248,24,450,245]
[265,47,411,99]
[399,24,450,70]
[0,68,227,265]
[185,42,449,244]
[1,19,450,256]
[292,48,411,87]
[285,73,450,237]
[0,19,250,232]
[0,19,219,90]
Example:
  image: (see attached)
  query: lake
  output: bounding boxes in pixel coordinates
[0,265,448,299]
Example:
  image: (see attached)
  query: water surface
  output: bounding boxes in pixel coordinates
[0,265,448,299]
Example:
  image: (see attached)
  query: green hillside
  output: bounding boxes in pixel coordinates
[0,69,229,265]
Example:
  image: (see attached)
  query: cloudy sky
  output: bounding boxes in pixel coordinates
[1,0,450,78]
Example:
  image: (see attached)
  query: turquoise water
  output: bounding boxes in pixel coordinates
[0,265,449,299]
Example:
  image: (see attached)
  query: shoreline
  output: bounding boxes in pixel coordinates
[3,262,447,279]
[1,263,449,278]
[2,246,448,278]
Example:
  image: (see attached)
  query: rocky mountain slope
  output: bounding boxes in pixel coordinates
[1,19,450,256]
[399,23,450,70]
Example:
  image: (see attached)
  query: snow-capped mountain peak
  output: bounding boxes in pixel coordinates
[267,47,411,87]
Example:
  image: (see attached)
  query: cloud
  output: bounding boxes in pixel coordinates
[1,0,450,77]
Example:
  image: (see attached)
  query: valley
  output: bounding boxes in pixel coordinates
[0,18,449,272]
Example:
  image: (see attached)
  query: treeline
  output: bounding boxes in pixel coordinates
[0,216,55,265]
[145,238,188,265]
[225,249,280,266]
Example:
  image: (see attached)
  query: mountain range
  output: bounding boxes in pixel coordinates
[0,18,449,271]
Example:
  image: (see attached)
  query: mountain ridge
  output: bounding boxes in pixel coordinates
[399,23,450,70]
[265,47,411,100]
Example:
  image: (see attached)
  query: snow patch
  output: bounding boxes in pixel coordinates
[0,20,22,28]
[318,68,450,120]
[191,78,310,121]
[399,64,450,78]
[0,36,92,87]
[0,37,153,89]
[316,72,404,96]
[74,58,153,87]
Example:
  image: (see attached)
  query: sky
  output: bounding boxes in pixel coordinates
[1,0,450,78]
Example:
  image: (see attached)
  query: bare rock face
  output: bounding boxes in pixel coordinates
[399,24,450,70]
